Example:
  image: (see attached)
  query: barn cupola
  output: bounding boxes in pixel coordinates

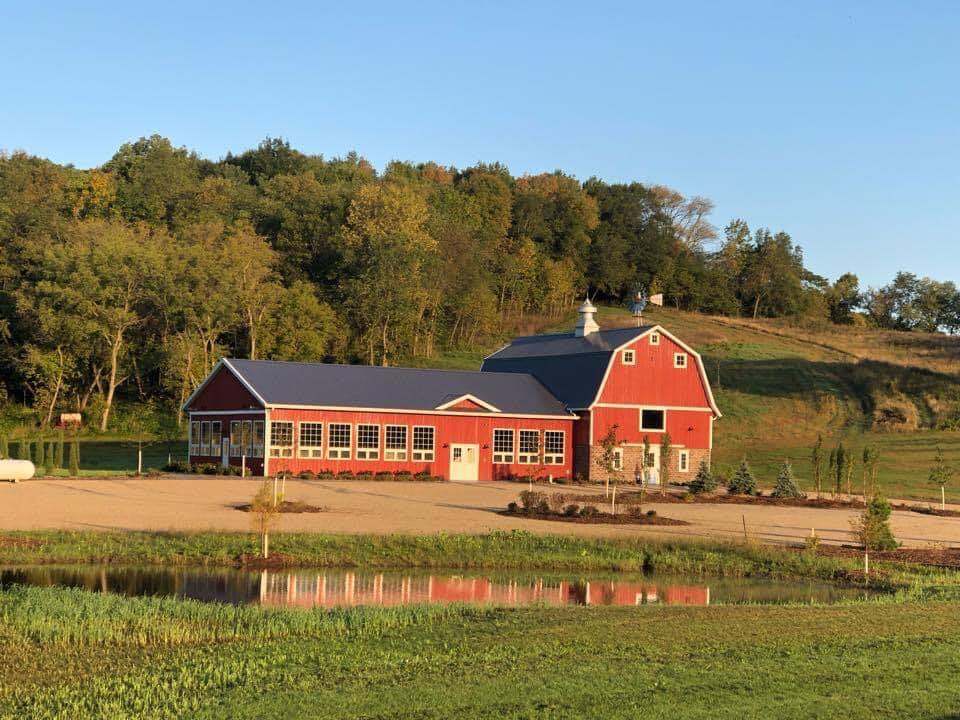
[574,297,600,337]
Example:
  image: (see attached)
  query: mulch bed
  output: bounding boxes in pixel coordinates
[234,500,327,514]
[235,552,299,569]
[813,544,960,569]
[563,491,960,517]
[500,510,688,527]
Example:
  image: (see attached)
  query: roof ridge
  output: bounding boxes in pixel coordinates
[229,358,544,379]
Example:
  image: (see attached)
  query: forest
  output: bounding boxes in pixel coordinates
[0,135,956,433]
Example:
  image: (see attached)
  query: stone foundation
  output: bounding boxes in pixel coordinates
[575,444,712,485]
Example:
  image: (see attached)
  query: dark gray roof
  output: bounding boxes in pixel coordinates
[481,326,653,409]
[225,359,573,416]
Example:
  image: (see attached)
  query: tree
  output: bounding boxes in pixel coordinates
[826,273,861,324]
[250,479,281,559]
[811,435,824,499]
[54,431,64,469]
[688,459,717,495]
[862,445,880,500]
[771,460,803,499]
[69,436,80,476]
[928,446,953,511]
[0,435,7,459]
[659,431,672,494]
[597,424,624,499]
[33,438,44,470]
[43,441,54,476]
[728,458,758,495]
[851,496,897,551]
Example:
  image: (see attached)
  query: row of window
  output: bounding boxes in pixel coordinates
[190,420,266,457]
[269,422,436,461]
[611,448,691,472]
[620,346,687,369]
[492,429,565,465]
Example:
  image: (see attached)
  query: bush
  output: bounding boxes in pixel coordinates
[163,460,191,473]
[394,472,415,482]
[579,504,598,518]
[374,471,394,480]
[727,459,758,495]
[627,505,645,518]
[771,460,804,499]
[199,463,220,475]
[337,470,355,478]
[547,493,567,514]
[646,509,657,517]
[852,496,898,550]
[506,501,520,514]
[688,460,718,495]
[355,471,374,479]
[563,504,580,516]
[518,490,548,513]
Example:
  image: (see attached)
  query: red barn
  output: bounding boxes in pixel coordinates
[184,300,719,482]
[482,299,721,483]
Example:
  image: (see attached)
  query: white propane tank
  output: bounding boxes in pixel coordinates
[0,460,35,482]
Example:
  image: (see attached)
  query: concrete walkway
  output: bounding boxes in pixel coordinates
[1,477,958,548]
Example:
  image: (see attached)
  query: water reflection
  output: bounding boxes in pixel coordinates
[0,566,873,608]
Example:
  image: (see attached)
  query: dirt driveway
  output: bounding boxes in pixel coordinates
[1,477,958,548]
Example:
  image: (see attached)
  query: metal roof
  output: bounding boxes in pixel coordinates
[481,327,652,408]
[224,359,574,417]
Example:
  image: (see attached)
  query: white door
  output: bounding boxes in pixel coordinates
[449,444,479,482]
[221,436,230,469]
[643,445,660,486]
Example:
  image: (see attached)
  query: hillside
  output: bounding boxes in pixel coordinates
[436,306,960,502]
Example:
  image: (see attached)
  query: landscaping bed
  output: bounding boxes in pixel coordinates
[234,500,327,514]
[566,489,960,517]
[501,507,687,526]
[813,544,960,569]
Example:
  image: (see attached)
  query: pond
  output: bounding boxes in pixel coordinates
[0,566,878,608]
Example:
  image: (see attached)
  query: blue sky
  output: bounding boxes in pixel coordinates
[2,1,957,288]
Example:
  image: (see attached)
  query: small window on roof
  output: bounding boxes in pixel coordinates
[622,349,635,365]
[674,353,688,369]
[649,332,660,345]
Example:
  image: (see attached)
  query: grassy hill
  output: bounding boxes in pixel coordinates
[431,305,960,503]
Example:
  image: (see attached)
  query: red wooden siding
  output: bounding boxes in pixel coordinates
[267,407,573,481]
[188,366,262,412]
[445,398,491,411]
[590,406,710,449]
[597,333,712,410]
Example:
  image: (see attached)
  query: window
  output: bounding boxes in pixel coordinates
[493,429,515,464]
[612,447,624,471]
[640,409,666,432]
[357,424,380,460]
[210,421,221,455]
[190,421,200,455]
[674,353,688,368]
[412,426,435,461]
[328,423,352,459]
[622,349,636,365]
[518,430,540,464]
[252,421,265,458]
[649,332,660,345]
[543,431,565,465]
[200,421,211,455]
[299,422,323,459]
[230,421,242,456]
[269,421,294,458]
[384,425,407,461]
[678,450,690,472]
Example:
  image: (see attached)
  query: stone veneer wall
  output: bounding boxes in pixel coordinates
[575,444,712,485]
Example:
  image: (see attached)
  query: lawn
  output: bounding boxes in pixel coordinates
[2,586,959,719]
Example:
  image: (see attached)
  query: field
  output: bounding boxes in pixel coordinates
[2,533,960,719]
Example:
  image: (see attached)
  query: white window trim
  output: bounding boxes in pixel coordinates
[678,450,690,472]
[269,420,294,458]
[518,429,540,465]
[412,425,436,462]
[543,430,565,465]
[674,352,688,368]
[639,408,667,432]
[252,420,265,458]
[612,447,624,471]
[356,423,381,461]
[298,421,324,459]
[492,428,515,464]
[622,349,636,365]
[230,421,242,457]
[189,421,200,455]
[384,424,408,461]
[649,332,660,345]
[327,422,353,460]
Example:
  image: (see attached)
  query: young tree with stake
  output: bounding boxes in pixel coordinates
[929,446,953,511]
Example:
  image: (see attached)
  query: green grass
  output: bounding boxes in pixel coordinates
[2,586,960,718]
